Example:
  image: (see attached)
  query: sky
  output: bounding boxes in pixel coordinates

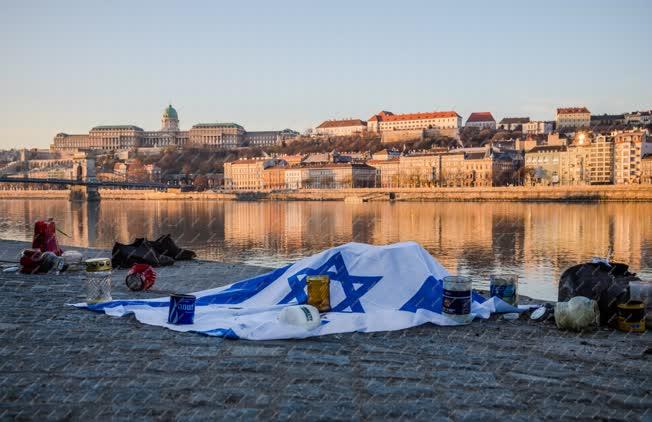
[0,0,650,149]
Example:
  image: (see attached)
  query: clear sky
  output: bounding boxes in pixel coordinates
[0,0,650,148]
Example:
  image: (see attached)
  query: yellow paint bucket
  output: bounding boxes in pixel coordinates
[616,301,646,333]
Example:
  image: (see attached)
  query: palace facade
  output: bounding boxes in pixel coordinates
[51,105,298,152]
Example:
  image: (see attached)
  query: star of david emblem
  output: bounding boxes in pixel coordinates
[277,252,382,313]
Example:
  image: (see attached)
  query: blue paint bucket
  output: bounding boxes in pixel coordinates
[168,294,196,325]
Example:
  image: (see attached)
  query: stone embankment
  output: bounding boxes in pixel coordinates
[0,190,70,199]
[0,185,651,201]
[0,240,650,419]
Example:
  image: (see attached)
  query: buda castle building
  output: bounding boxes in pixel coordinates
[51,105,298,152]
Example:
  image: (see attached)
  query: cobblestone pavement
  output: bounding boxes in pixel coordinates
[0,241,650,420]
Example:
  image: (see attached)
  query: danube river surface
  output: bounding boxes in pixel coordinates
[1,199,651,301]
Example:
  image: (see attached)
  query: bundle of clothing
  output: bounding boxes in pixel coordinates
[111,234,196,268]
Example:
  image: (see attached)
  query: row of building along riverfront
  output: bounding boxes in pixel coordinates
[50,103,652,153]
[313,107,652,142]
[223,130,651,190]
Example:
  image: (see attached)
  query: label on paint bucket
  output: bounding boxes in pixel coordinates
[490,284,516,305]
[442,289,471,316]
[300,306,314,322]
[168,294,196,325]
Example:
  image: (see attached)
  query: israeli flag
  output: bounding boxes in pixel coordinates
[76,242,522,340]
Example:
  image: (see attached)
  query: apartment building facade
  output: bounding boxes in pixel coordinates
[642,155,652,184]
[556,107,591,131]
[523,121,554,135]
[498,117,530,131]
[614,131,646,184]
[314,119,367,136]
[367,110,462,133]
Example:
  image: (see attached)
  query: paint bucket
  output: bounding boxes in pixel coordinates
[306,275,330,312]
[168,294,196,325]
[278,305,321,330]
[489,274,518,306]
[442,275,473,324]
[554,296,600,331]
[628,281,652,325]
[616,301,646,333]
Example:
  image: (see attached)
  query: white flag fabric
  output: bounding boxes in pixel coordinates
[75,242,522,340]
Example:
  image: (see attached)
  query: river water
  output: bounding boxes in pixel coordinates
[1,199,651,300]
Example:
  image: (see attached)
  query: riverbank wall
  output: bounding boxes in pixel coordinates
[0,185,651,201]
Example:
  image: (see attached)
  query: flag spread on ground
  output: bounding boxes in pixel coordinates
[75,242,523,340]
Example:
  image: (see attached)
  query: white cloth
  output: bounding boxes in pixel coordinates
[74,242,522,340]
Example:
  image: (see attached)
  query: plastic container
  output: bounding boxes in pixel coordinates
[628,281,652,324]
[278,305,321,330]
[555,296,600,331]
[62,251,83,271]
[41,252,65,273]
[442,276,473,324]
[489,274,519,306]
[84,258,112,304]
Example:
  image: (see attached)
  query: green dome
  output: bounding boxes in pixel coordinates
[163,104,178,119]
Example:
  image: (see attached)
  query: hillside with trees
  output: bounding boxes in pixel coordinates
[149,133,458,178]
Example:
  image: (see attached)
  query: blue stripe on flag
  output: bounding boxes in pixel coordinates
[87,300,169,311]
[199,328,240,339]
[196,265,291,305]
[399,277,488,313]
[472,291,486,303]
[84,265,292,311]
[399,276,443,313]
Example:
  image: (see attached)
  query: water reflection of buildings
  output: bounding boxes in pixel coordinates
[69,202,99,246]
[224,202,355,256]
[523,204,647,269]
[1,199,650,300]
[0,200,100,248]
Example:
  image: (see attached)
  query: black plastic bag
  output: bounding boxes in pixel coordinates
[558,261,640,325]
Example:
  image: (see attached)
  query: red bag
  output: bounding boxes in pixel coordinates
[32,218,62,256]
[20,249,44,274]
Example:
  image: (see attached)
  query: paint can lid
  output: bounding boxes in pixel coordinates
[306,275,329,283]
[530,306,549,321]
[170,293,196,300]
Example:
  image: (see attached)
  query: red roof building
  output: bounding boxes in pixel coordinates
[557,107,590,115]
[556,107,591,130]
[465,112,496,129]
[367,110,462,132]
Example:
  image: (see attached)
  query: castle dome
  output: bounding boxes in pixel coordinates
[163,104,178,120]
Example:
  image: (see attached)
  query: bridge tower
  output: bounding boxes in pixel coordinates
[69,152,100,202]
